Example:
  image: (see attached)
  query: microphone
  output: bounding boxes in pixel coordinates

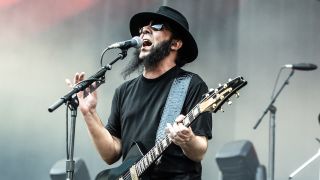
[283,63,317,71]
[107,36,142,49]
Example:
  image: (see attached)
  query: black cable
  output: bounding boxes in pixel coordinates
[271,67,285,99]
[100,47,110,67]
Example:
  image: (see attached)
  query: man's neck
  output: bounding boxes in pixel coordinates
[143,55,177,79]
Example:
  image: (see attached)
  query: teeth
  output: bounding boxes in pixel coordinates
[143,39,152,46]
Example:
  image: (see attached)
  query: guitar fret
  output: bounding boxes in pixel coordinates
[185,116,190,126]
[145,157,149,166]
[193,105,200,117]
[152,148,156,159]
[166,136,170,145]
[158,142,163,152]
[145,154,149,164]
[136,164,141,176]
[162,138,167,148]
[140,160,145,174]
[188,113,193,123]
[140,162,144,175]
[150,150,154,161]
[154,145,159,156]
[147,153,152,163]
[143,158,147,169]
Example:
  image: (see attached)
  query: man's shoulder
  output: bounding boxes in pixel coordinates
[178,68,206,86]
[116,75,141,92]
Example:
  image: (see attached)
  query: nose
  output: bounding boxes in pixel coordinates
[140,26,152,36]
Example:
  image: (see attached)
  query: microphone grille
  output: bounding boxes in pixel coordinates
[133,36,142,48]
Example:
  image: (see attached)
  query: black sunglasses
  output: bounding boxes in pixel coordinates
[139,23,165,34]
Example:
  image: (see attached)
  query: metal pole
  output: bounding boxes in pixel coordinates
[269,105,276,180]
[66,102,78,180]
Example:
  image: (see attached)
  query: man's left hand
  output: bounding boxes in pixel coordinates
[165,115,195,146]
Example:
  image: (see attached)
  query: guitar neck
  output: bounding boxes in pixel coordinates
[134,104,201,176]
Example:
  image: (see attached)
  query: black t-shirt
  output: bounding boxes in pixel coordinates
[106,66,212,179]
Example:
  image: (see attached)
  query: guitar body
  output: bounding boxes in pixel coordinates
[95,142,147,180]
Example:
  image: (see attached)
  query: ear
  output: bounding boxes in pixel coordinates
[171,39,183,51]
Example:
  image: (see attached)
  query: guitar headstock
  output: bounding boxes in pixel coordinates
[199,76,247,113]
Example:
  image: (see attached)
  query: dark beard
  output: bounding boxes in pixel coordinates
[121,39,172,79]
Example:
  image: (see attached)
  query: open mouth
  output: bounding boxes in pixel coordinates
[142,39,152,47]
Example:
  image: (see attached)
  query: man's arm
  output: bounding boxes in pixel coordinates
[83,111,122,164]
[66,72,122,165]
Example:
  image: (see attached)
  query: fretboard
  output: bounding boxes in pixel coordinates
[134,104,201,176]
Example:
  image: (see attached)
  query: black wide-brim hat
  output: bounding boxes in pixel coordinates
[130,6,198,66]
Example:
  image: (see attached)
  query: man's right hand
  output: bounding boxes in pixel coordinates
[65,72,98,116]
[65,72,121,164]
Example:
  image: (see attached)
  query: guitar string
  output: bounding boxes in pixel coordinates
[120,98,207,180]
[121,109,196,180]
[122,171,131,180]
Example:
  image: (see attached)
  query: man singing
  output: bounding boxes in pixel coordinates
[68,6,212,180]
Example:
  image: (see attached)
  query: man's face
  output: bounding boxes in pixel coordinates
[138,20,172,59]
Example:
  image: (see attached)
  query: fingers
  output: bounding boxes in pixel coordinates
[65,78,72,88]
[175,114,185,123]
[65,72,87,99]
[165,122,193,146]
[65,72,86,88]
[166,123,176,139]
[89,81,99,96]
[73,72,85,85]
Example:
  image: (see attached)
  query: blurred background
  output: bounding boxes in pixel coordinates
[0,0,319,179]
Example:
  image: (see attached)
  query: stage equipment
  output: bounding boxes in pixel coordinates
[288,147,320,179]
[48,41,133,180]
[216,140,266,180]
[253,63,317,180]
[50,158,90,180]
[289,115,320,179]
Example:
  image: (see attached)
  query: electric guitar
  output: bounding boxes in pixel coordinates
[96,76,247,180]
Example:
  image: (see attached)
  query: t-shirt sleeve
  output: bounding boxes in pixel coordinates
[182,74,213,139]
[105,87,122,139]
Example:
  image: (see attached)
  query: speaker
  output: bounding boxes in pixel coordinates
[215,140,261,180]
[49,157,90,180]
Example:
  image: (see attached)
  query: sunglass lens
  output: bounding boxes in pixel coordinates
[151,24,164,31]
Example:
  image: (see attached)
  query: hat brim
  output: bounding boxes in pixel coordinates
[130,12,198,65]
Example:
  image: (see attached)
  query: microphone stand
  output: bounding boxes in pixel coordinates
[48,49,128,180]
[253,69,295,180]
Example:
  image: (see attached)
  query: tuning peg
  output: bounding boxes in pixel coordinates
[209,88,214,92]
[220,108,224,112]
[214,89,219,93]
[227,100,232,105]
[228,78,232,82]
[235,92,240,98]
[220,95,225,100]
[223,83,228,88]
[212,104,217,109]
[218,83,222,87]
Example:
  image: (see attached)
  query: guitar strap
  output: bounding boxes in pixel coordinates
[155,73,193,142]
